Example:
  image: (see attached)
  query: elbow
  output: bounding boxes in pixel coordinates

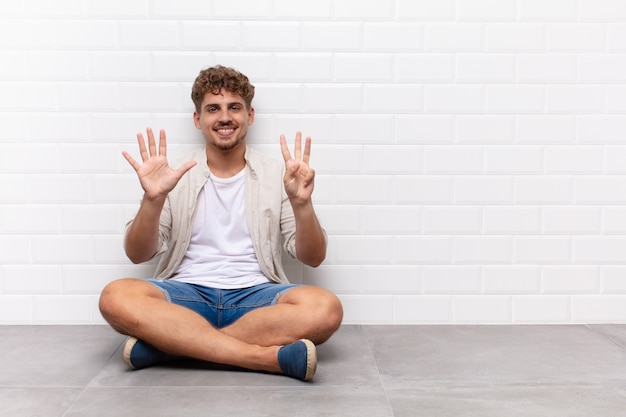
[311,253,326,268]
[308,259,324,268]
[126,254,144,265]
[124,235,158,264]
[125,250,145,265]
[294,234,327,267]
[301,252,326,268]
[124,245,155,265]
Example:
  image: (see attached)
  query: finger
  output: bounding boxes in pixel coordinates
[175,160,198,178]
[136,132,149,162]
[159,129,167,157]
[303,136,312,165]
[122,151,141,172]
[147,128,157,157]
[284,161,300,179]
[294,131,302,160]
[280,134,292,162]
[304,167,315,186]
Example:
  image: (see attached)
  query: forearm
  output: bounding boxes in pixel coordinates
[292,201,327,267]
[124,195,166,264]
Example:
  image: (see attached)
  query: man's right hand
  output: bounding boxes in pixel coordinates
[123,128,197,201]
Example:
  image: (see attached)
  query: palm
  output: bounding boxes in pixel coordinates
[284,159,312,200]
[135,155,183,198]
[123,128,197,200]
[281,132,315,205]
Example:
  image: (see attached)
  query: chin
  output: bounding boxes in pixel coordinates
[211,138,244,152]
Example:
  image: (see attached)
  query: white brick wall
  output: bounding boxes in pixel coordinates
[1,1,626,324]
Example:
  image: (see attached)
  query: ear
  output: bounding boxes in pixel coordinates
[193,111,201,129]
[248,106,255,125]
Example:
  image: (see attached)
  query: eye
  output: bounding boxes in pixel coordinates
[231,105,241,111]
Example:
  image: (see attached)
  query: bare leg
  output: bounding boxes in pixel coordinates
[99,278,282,373]
[221,286,344,346]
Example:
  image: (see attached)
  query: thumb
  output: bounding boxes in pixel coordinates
[175,160,197,178]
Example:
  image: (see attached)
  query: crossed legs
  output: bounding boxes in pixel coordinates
[98,278,343,375]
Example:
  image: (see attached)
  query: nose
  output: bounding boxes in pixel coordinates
[217,109,232,123]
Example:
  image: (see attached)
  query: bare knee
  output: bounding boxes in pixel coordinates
[99,278,163,334]
[313,291,343,343]
[99,279,130,318]
[284,287,343,344]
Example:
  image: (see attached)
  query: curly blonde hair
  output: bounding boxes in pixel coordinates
[191,65,255,112]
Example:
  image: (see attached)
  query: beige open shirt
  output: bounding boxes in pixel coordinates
[125,147,323,284]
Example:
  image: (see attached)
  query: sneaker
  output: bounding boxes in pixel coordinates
[122,337,170,370]
[277,339,317,381]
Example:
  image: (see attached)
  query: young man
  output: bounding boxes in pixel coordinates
[99,65,343,381]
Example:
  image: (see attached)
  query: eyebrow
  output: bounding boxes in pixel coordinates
[203,101,245,109]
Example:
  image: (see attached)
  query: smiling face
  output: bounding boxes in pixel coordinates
[193,89,255,153]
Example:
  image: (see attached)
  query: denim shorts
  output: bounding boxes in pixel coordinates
[147,279,299,328]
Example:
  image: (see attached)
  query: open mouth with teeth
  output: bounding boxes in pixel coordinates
[215,126,237,137]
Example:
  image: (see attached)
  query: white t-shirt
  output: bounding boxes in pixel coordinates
[171,168,269,289]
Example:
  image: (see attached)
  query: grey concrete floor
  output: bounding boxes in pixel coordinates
[1,324,626,416]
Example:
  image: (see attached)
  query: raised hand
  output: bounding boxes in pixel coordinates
[123,128,197,201]
[280,132,316,206]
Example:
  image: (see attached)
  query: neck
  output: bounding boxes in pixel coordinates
[205,144,246,178]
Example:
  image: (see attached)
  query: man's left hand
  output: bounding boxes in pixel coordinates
[280,131,316,206]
